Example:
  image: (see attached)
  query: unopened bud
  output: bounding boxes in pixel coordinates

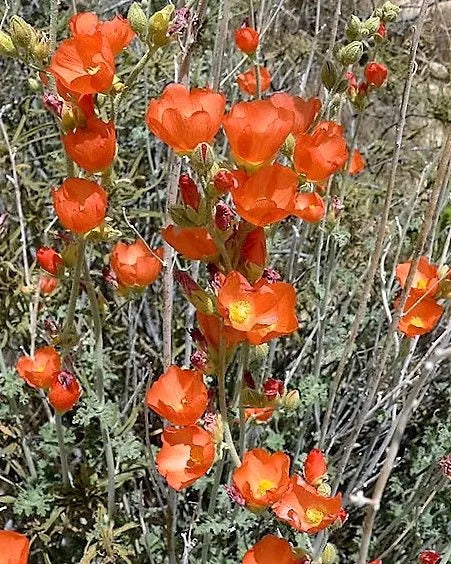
[321,60,338,90]
[283,389,301,411]
[281,133,296,156]
[112,74,125,93]
[381,1,400,22]
[128,2,148,39]
[225,484,245,506]
[61,104,77,133]
[179,174,200,210]
[263,378,284,400]
[167,7,190,36]
[438,454,451,479]
[10,16,36,49]
[191,350,209,372]
[345,15,362,40]
[190,142,215,175]
[43,93,63,117]
[0,30,18,57]
[437,279,451,300]
[337,41,363,65]
[243,370,256,389]
[31,37,50,61]
[174,269,215,314]
[363,16,381,36]
[317,481,332,496]
[215,202,233,231]
[61,242,78,267]
[28,77,41,92]
[321,543,337,564]
[213,169,237,194]
[148,5,175,47]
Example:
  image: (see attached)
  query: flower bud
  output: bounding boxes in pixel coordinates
[321,60,338,90]
[215,202,233,231]
[213,169,237,194]
[10,15,36,49]
[345,15,362,40]
[31,37,50,62]
[61,242,78,267]
[337,41,363,65]
[174,269,215,314]
[375,22,387,40]
[317,481,332,496]
[283,389,301,411]
[191,350,209,372]
[190,142,215,176]
[43,93,63,117]
[321,543,337,564]
[60,103,77,133]
[365,61,388,87]
[225,484,245,506]
[0,30,18,57]
[148,5,175,47]
[28,77,41,92]
[281,133,296,157]
[438,454,451,479]
[36,247,64,276]
[179,174,200,210]
[437,279,451,300]
[381,1,400,22]
[127,2,148,39]
[419,551,441,564]
[168,7,191,36]
[263,378,284,400]
[363,16,381,36]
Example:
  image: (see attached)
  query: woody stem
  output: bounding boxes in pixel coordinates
[55,413,69,486]
[113,48,154,119]
[218,321,241,467]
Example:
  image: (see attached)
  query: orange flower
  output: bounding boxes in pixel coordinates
[62,116,116,173]
[0,530,30,564]
[16,346,61,389]
[397,290,443,337]
[246,279,298,345]
[39,275,59,295]
[146,365,208,425]
[69,12,135,56]
[36,247,64,276]
[49,34,115,95]
[293,121,348,183]
[395,257,439,297]
[349,149,365,175]
[48,371,82,413]
[270,92,321,135]
[232,164,298,226]
[234,26,259,54]
[304,449,327,486]
[237,66,271,96]
[111,240,163,288]
[365,62,388,87]
[223,99,292,168]
[218,272,298,344]
[239,227,267,269]
[292,192,325,223]
[146,83,226,154]
[52,178,108,234]
[232,448,290,510]
[156,425,215,490]
[196,312,245,350]
[162,225,219,261]
[244,406,274,423]
[243,535,299,564]
[273,475,342,534]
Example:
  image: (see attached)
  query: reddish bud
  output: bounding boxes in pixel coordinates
[43,92,63,117]
[261,268,281,284]
[191,350,209,372]
[364,62,388,87]
[48,370,81,413]
[419,551,441,564]
[39,275,59,295]
[102,266,118,288]
[174,269,202,295]
[234,25,259,55]
[167,7,190,35]
[376,22,387,38]
[243,370,256,390]
[304,448,328,486]
[263,378,284,400]
[215,202,233,231]
[213,169,237,194]
[332,196,344,217]
[179,174,200,211]
[225,484,246,506]
[37,247,64,276]
[44,318,60,339]
[190,328,208,348]
[207,263,224,291]
[438,454,451,479]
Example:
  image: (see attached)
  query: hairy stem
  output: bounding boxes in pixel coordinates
[55,413,69,486]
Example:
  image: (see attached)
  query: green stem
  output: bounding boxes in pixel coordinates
[83,254,116,521]
[55,413,69,486]
[113,49,154,119]
[218,322,241,468]
[238,344,250,456]
[62,238,86,343]
[201,456,225,563]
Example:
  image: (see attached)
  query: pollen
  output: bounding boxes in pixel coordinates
[416,278,427,290]
[305,507,325,526]
[229,300,251,324]
[410,316,425,328]
[256,479,275,497]
[87,65,100,75]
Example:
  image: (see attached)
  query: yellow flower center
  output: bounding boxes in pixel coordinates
[87,66,100,76]
[256,479,275,497]
[305,507,325,526]
[229,300,251,324]
[174,398,188,412]
[410,316,425,328]
[416,278,427,290]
